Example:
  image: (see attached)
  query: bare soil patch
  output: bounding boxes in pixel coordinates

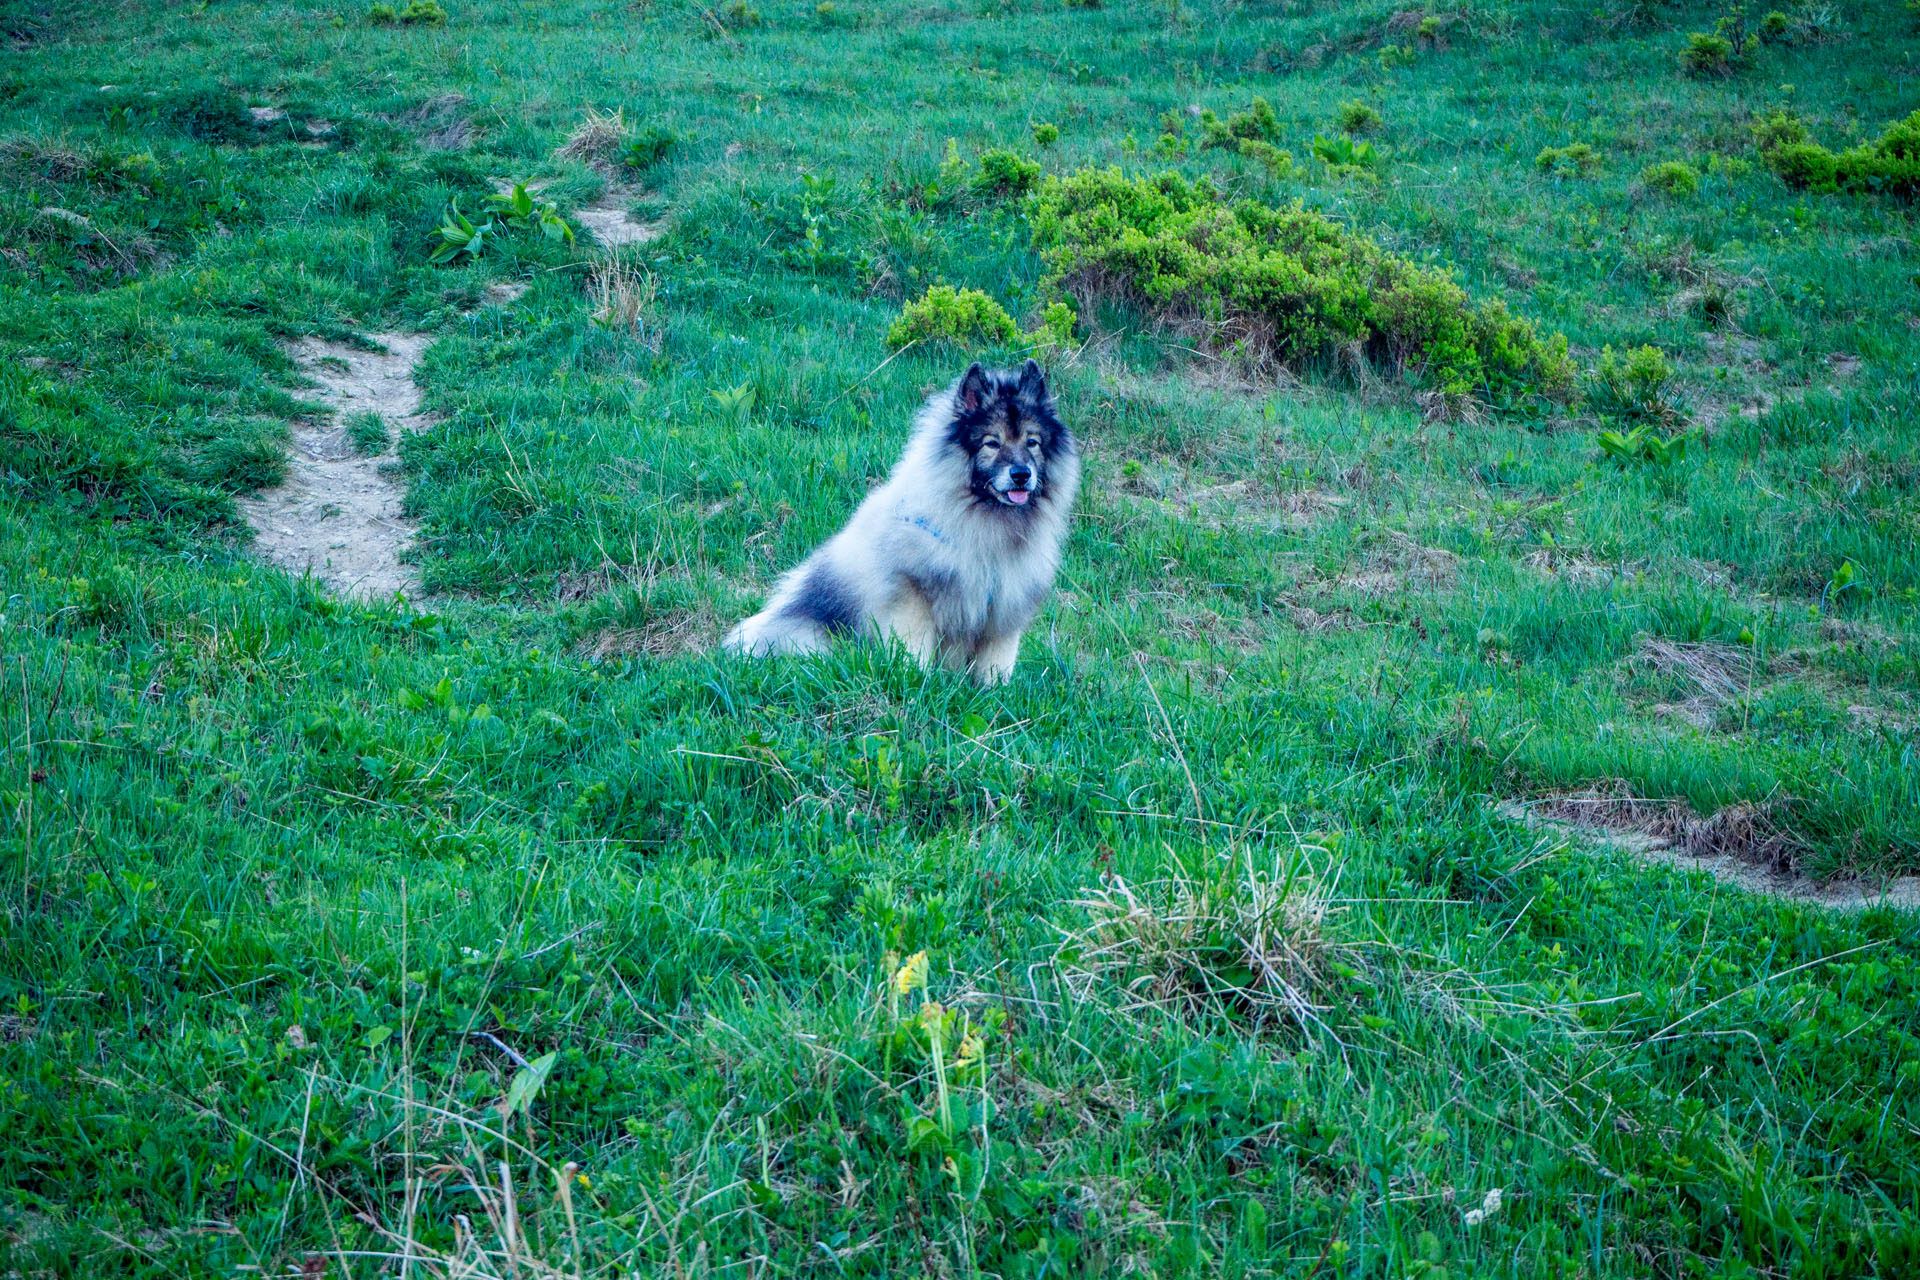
[574,192,667,249]
[239,334,435,599]
[1500,787,1920,912]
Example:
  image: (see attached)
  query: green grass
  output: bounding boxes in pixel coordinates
[3,1,1919,1276]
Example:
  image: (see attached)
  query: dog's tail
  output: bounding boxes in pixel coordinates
[721,607,834,657]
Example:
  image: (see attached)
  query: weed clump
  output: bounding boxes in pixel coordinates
[1058,849,1356,1039]
[1031,121,1060,147]
[1028,168,1572,404]
[1640,160,1700,196]
[1754,109,1920,199]
[345,412,390,455]
[1535,142,1599,177]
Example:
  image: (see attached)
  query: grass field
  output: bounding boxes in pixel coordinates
[4,0,1920,1275]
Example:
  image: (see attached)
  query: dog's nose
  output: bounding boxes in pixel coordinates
[1009,465,1032,487]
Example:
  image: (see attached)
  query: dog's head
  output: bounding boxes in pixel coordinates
[947,359,1069,513]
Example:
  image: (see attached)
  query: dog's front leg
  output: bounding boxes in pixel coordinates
[970,632,1022,686]
[877,591,942,669]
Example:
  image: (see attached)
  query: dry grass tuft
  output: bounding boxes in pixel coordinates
[1530,782,1801,870]
[1631,635,1749,705]
[587,256,665,352]
[1056,846,1356,1040]
[556,107,630,169]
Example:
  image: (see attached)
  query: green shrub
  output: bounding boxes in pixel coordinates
[720,0,761,26]
[974,149,1041,196]
[1026,167,1573,403]
[1028,300,1078,354]
[886,285,1020,349]
[1681,11,1757,76]
[1756,109,1920,199]
[1535,142,1599,176]
[367,3,398,23]
[1590,344,1681,422]
[1032,122,1060,147]
[1640,160,1700,196]
[398,0,447,24]
[1238,139,1295,178]
[1201,97,1280,149]
[1759,9,1789,39]
[1681,32,1735,75]
[1336,100,1383,136]
[1749,108,1807,153]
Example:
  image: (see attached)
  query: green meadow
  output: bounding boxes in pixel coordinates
[4,0,1920,1274]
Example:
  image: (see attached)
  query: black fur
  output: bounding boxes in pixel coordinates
[782,564,861,635]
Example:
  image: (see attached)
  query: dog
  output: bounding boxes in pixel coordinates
[723,359,1079,685]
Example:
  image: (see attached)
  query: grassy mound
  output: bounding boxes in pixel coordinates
[1028,168,1572,405]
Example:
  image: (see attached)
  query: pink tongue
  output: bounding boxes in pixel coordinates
[1006,489,1031,505]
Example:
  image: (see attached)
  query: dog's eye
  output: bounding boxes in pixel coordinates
[982,438,1001,450]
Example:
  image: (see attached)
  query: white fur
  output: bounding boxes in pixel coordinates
[723,380,1080,685]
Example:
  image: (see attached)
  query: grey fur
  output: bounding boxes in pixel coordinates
[722,360,1080,685]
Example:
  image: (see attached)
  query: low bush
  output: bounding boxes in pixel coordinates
[1031,121,1059,147]
[1535,142,1599,176]
[1336,100,1383,136]
[886,285,1019,349]
[1755,109,1920,199]
[1681,12,1756,76]
[973,149,1041,197]
[1640,160,1700,196]
[373,0,447,25]
[886,285,1077,354]
[1200,97,1280,150]
[1027,168,1572,403]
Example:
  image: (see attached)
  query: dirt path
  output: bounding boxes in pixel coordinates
[573,191,667,248]
[1496,800,1920,912]
[239,334,434,599]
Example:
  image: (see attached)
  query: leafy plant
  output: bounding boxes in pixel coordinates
[1597,423,1691,470]
[1640,160,1701,196]
[367,2,398,22]
[1312,132,1380,174]
[376,0,447,25]
[710,384,755,433]
[427,183,573,263]
[1031,121,1060,147]
[621,127,676,171]
[1238,139,1295,177]
[427,200,496,262]
[485,182,574,241]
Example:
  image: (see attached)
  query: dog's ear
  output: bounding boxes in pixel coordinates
[957,362,990,413]
[1017,358,1048,403]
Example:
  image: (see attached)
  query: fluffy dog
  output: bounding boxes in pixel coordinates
[723,359,1079,684]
